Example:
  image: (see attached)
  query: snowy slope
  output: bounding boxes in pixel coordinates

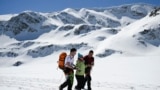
[0,14,17,21]
[97,9,160,57]
[0,3,160,90]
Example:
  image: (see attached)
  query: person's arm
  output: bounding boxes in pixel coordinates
[65,62,74,69]
[75,60,80,71]
[83,55,88,65]
[87,57,94,67]
[91,57,94,67]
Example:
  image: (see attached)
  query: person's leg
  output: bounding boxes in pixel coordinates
[59,69,68,90]
[67,71,74,90]
[79,76,85,89]
[59,76,69,90]
[85,67,92,90]
[59,68,71,90]
[83,75,87,86]
[87,75,92,90]
[75,75,79,89]
[81,75,85,89]
[75,75,82,89]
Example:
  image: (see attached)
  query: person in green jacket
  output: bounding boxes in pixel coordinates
[75,53,85,90]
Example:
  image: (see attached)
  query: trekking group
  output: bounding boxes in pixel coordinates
[58,48,94,90]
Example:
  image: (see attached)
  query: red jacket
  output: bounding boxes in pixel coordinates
[84,55,94,66]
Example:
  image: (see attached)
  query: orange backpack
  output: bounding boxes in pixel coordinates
[58,52,67,70]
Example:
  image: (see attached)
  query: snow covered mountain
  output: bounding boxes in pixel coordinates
[0,3,160,90]
[0,3,155,40]
[0,3,159,58]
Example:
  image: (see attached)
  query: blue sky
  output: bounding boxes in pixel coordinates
[0,0,159,14]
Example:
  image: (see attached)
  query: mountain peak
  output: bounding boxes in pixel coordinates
[149,7,160,17]
[0,3,156,41]
[63,8,77,12]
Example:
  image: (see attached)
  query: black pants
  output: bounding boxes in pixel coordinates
[60,68,74,90]
[75,75,85,90]
[84,67,92,90]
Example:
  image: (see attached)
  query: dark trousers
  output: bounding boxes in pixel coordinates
[60,68,74,90]
[84,67,92,90]
[75,75,85,90]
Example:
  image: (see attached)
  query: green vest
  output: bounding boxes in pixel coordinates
[76,60,85,76]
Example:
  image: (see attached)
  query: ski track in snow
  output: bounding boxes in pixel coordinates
[0,76,160,90]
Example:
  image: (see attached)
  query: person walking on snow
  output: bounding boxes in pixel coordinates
[75,53,85,90]
[83,50,94,90]
[59,48,77,90]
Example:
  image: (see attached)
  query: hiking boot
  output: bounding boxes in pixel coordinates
[75,86,81,90]
[59,86,63,90]
[81,88,87,90]
[88,87,91,90]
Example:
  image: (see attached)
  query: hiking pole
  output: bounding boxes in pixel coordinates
[58,70,64,83]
